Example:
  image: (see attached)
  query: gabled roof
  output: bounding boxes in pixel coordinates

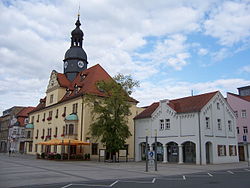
[134,91,218,120]
[17,107,35,117]
[31,64,138,113]
[227,92,250,102]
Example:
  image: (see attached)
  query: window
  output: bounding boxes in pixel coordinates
[27,131,31,139]
[49,111,53,118]
[55,127,58,137]
[205,117,210,129]
[31,116,34,123]
[29,142,32,152]
[69,124,74,135]
[50,94,54,103]
[37,115,39,122]
[217,119,222,130]
[35,144,38,152]
[229,145,237,156]
[165,119,170,130]
[72,103,78,114]
[54,145,57,153]
[159,119,164,131]
[92,143,98,155]
[217,102,220,110]
[241,110,247,118]
[42,129,45,136]
[56,109,58,118]
[243,126,248,134]
[237,127,239,134]
[63,107,67,116]
[65,124,68,134]
[43,113,46,121]
[36,129,39,138]
[218,145,226,156]
[228,120,232,132]
[234,111,238,118]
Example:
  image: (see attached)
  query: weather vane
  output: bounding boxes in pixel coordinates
[78,3,80,17]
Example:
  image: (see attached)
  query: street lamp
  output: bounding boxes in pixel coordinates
[154,129,157,171]
[145,129,149,172]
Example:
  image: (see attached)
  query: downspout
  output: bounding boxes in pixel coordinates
[80,96,84,141]
[198,111,202,165]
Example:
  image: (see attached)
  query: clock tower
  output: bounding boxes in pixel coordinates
[63,15,88,81]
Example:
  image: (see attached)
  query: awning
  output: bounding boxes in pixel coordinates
[38,138,90,146]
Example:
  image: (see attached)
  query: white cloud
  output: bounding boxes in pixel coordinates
[0,0,250,115]
[134,78,250,107]
[204,1,250,46]
[239,65,250,73]
[198,48,208,56]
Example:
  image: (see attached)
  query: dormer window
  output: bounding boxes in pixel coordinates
[66,88,71,96]
[74,84,78,94]
[80,73,86,81]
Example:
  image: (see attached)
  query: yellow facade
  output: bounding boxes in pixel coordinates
[28,71,144,160]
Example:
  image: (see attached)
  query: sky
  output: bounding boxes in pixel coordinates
[0,0,250,114]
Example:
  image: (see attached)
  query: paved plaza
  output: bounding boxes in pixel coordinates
[0,153,249,188]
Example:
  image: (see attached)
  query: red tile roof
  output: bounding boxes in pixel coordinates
[17,107,35,117]
[228,92,250,102]
[134,91,218,119]
[31,64,138,113]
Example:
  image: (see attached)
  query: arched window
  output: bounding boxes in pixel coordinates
[69,124,74,135]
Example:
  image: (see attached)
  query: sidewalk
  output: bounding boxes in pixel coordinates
[0,152,249,188]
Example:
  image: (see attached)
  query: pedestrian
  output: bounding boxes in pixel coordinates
[8,149,11,157]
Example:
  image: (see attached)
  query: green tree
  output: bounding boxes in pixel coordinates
[87,74,139,161]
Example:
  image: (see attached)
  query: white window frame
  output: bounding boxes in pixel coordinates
[159,119,164,131]
[228,120,232,132]
[217,119,222,130]
[241,110,247,118]
[165,119,170,130]
[205,117,210,129]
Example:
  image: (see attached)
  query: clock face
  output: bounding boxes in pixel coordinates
[64,61,68,69]
[78,60,84,68]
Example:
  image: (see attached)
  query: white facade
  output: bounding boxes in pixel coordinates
[135,92,239,164]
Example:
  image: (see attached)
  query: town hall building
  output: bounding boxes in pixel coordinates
[28,16,142,160]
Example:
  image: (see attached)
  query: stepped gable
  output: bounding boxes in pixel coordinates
[134,91,218,119]
[228,92,250,102]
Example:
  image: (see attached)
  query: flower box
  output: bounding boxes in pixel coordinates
[41,136,44,139]
[42,118,45,122]
[62,113,66,117]
[61,134,65,137]
[55,115,58,118]
[36,120,39,123]
[54,135,57,138]
[47,117,52,121]
[46,135,51,138]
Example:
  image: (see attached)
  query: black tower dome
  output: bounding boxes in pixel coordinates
[64,15,88,81]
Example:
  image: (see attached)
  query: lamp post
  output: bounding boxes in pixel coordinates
[145,129,149,172]
[154,129,157,171]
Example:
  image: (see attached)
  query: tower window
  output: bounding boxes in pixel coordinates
[159,119,164,131]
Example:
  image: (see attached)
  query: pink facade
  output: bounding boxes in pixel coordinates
[227,93,250,143]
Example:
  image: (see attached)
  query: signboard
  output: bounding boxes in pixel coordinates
[148,151,155,160]
[99,149,105,157]
[119,150,127,157]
